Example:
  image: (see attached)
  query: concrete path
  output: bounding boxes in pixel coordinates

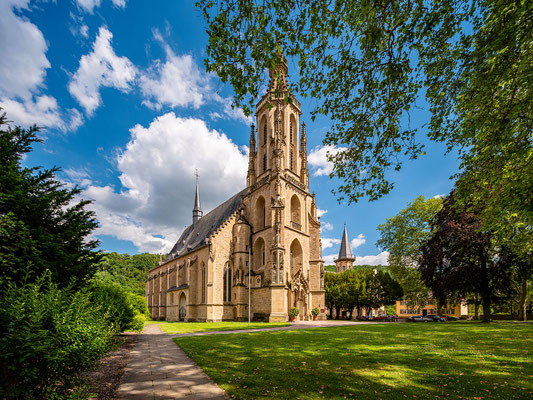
[169,319,384,338]
[116,324,228,400]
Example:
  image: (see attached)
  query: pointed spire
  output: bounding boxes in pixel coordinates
[193,169,203,224]
[268,43,288,95]
[337,223,355,261]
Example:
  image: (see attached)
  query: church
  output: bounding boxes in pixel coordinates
[145,58,326,322]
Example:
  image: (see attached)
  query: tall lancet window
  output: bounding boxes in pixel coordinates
[223,263,232,302]
[290,122,294,144]
[263,124,267,146]
[201,264,206,303]
[263,154,267,173]
[290,150,294,171]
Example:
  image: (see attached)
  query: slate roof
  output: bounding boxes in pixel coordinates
[165,189,246,261]
[337,224,355,261]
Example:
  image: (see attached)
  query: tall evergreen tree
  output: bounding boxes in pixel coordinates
[0,113,101,287]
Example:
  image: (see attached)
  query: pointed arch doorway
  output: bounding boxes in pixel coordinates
[179,292,187,321]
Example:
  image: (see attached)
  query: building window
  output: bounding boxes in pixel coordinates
[201,265,206,303]
[290,122,294,144]
[263,154,267,172]
[223,264,232,302]
[263,124,267,145]
[290,149,294,171]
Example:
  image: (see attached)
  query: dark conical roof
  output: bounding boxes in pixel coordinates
[337,224,355,261]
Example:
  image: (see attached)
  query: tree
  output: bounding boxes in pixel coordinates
[325,272,342,318]
[419,193,502,322]
[377,195,442,309]
[197,0,532,248]
[0,113,100,287]
[93,252,160,295]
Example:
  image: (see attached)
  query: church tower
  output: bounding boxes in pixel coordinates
[335,224,355,273]
[243,54,324,321]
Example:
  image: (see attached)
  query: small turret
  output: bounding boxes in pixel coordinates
[193,170,203,224]
[335,223,355,273]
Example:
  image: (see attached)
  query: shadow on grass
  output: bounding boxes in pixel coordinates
[173,323,533,400]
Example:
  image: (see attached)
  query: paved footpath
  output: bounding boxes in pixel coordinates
[116,324,228,400]
[117,320,394,399]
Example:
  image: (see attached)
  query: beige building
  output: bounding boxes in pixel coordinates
[396,300,468,318]
[146,58,326,322]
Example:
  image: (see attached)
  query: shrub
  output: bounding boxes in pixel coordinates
[289,307,300,319]
[90,282,135,332]
[312,307,320,317]
[0,273,114,399]
[127,292,150,317]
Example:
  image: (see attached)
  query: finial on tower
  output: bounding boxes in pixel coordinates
[193,169,203,224]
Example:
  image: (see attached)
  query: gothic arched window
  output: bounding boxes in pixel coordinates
[201,263,206,303]
[223,263,232,302]
[290,122,294,144]
[263,154,267,173]
[263,123,267,146]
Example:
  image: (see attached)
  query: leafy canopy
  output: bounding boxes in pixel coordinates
[197,0,532,246]
[0,113,100,287]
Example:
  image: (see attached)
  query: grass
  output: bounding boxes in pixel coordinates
[174,322,533,399]
[156,321,290,334]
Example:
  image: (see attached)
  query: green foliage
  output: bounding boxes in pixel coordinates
[0,273,114,399]
[311,307,320,317]
[326,268,402,318]
[289,307,299,318]
[197,0,532,249]
[0,113,101,288]
[89,281,149,332]
[127,292,150,317]
[93,252,159,295]
[377,195,442,309]
[324,264,336,273]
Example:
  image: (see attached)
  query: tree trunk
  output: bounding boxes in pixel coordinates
[335,307,341,319]
[482,299,491,322]
[480,253,492,323]
[518,278,528,322]
[349,309,353,320]
[474,303,480,320]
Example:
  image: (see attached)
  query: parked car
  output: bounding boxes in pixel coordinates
[407,315,432,322]
[443,315,460,321]
[426,314,446,322]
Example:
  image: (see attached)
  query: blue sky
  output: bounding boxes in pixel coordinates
[0,0,459,265]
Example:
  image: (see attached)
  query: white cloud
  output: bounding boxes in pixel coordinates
[350,233,366,249]
[80,24,89,38]
[354,251,389,266]
[0,95,83,132]
[75,0,101,13]
[0,0,50,100]
[308,145,344,176]
[321,221,333,231]
[317,208,328,218]
[69,26,137,116]
[111,0,126,7]
[139,44,205,110]
[323,254,336,264]
[75,0,126,13]
[321,238,341,250]
[75,113,248,252]
[139,33,252,125]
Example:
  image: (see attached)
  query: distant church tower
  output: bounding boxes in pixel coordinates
[335,224,355,273]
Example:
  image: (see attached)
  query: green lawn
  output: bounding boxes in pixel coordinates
[157,321,290,334]
[174,322,533,399]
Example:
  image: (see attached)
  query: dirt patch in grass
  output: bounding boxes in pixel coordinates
[81,332,137,399]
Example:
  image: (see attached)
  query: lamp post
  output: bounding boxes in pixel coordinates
[248,247,251,326]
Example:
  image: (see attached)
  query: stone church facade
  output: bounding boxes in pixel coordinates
[146,58,326,322]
